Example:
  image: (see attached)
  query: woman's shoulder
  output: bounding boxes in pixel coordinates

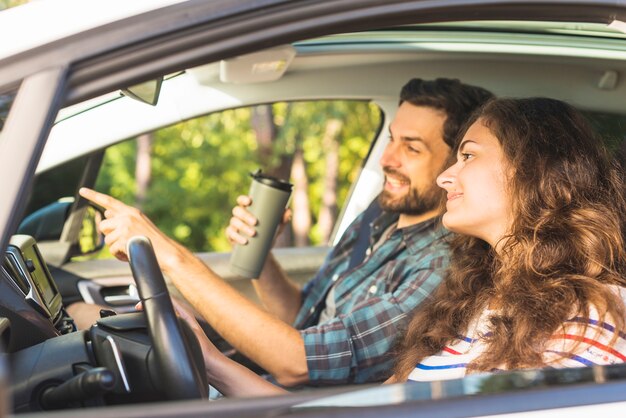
[585,284,626,320]
[547,285,626,367]
[610,284,626,302]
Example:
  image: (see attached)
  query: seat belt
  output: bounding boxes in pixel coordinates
[347,198,382,270]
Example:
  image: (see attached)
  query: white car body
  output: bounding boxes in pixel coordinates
[2,0,626,417]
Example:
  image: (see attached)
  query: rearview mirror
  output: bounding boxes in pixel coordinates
[120,77,163,106]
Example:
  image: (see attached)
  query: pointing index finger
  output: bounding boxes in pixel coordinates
[79,187,126,211]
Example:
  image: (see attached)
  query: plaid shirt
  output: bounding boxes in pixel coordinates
[293,210,450,385]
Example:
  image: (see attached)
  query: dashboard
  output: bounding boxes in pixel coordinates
[0,233,204,411]
[5,235,62,320]
[0,235,75,351]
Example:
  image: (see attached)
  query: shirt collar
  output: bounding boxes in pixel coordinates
[372,212,449,255]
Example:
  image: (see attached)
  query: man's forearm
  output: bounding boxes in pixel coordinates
[78,188,311,386]
[161,248,310,387]
[253,253,303,324]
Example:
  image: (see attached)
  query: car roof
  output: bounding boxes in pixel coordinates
[0,0,185,61]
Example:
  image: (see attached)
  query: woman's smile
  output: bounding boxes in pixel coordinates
[446,192,463,201]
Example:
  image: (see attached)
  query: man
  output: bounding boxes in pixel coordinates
[80,78,493,386]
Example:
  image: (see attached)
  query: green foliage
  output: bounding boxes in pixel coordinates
[0,0,28,10]
[95,100,380,254]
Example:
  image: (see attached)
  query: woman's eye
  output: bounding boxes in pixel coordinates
[460,152,473,161]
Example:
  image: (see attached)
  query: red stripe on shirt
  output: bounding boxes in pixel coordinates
[552,334,626,362]
[443,346,462,355]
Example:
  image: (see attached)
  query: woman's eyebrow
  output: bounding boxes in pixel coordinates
[458,140,477,153]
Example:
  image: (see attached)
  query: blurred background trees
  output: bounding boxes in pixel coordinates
[95,100,381,254]
[0,0,28,10]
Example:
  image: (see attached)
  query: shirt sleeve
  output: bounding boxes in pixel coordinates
[299,255,446,385]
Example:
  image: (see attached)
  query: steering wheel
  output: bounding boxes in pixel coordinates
[127,235,207,400]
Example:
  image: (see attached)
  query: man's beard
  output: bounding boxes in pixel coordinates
[378,172,444,216]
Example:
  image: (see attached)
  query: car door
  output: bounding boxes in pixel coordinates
[3,1,626,418]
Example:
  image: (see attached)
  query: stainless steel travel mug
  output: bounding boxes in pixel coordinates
[229,170,293,278]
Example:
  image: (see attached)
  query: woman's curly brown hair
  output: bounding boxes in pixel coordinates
[394,97,626,380]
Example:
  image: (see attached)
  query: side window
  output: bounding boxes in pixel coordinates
[94,100,381,255]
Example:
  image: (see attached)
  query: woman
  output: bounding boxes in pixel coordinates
[181,97,626,394]
[392,97,626,382]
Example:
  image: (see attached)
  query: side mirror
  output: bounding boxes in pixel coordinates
[77,205,105,255]
[17,198,105,257]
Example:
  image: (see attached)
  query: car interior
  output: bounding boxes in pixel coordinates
[3,16,626,414]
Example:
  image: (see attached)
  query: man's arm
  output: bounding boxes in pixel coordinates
[79,188,310,386]
[252,253,302,324]
[166,250,310,386]
[227,195,302,323]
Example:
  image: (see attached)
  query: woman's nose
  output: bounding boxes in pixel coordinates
[436,163,457,190]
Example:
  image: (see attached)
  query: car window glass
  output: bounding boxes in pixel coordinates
[0,90,17,134]
[93,100,382,256]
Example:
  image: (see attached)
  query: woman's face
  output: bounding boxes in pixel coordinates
[436,118,511,247]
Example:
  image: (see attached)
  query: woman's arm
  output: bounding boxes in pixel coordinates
[204,349,289,397]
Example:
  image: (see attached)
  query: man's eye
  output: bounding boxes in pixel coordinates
[406,144,422,153]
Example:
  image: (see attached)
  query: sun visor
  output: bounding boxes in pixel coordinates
[608,20,626,34]
[218,45,296,84]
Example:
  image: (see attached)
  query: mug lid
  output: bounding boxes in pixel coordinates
[250,169,293,192]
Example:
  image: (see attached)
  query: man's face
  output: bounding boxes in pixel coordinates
[378,102,451,215]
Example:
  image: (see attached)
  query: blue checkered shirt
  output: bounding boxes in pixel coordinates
[293,211,450,385]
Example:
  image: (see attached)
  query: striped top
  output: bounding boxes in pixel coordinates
[408,287,626,382]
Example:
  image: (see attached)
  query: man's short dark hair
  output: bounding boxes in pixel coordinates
[399,78,494,149]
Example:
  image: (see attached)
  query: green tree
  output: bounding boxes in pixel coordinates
[0,0,28,10]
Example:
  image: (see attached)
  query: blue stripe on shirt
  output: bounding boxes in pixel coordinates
[545,350,595,367]
[416,362,468,370]
[568,317,626,340]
